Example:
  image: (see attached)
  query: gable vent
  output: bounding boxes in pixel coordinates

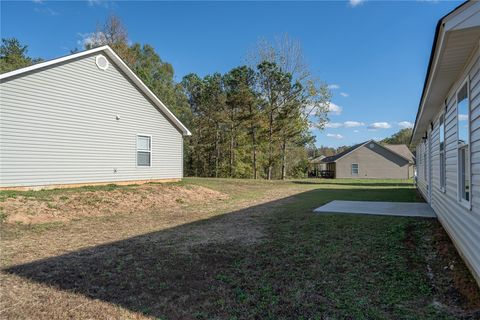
[95,55,109,70]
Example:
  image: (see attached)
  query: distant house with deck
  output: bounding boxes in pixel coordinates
[321,140,414,179]
[0,45,191,189]
[411,1,480,285]
[308,155,327,177]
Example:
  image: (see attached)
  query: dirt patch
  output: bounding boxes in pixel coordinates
[428,221,480,317]
[2,184,228,225]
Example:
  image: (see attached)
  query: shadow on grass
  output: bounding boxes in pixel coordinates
[292,180,414,187]
[2,186,452,319]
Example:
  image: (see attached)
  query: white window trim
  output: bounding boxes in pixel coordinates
[424,137,428,190]
[439,112,446,193]
[456,77,472,210]
[351,163,359,176]
[136,134,152,167]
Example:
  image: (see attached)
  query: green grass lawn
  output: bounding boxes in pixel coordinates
[1,178,478,319]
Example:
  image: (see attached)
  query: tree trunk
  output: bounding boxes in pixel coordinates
[230,123,234,178]
[281,137,287,180]
[215,125,219,178]
[195,149,199,177]
[252,126,257,179]
[267,111,274,180]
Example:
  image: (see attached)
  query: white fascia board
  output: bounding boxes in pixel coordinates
[412,1,480,145]
[0,46,109,80]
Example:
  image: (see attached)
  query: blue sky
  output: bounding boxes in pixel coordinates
[1,0,462,147]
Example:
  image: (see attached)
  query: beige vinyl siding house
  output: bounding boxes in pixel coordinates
[411,1,480,285]
[321,140,414,179]
[0,46,190,189]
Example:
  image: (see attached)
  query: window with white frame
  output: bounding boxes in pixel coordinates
[439,114,446,191]
[351,163,359,175]
[457,81,470,203]
[137,135,152,167]
[424,138,428,186]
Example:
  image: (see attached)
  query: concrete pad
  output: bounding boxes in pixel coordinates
[314,201,436,218]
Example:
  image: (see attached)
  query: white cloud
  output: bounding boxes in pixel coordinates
[328,84,340,90]
[34,7,59,15]
[77,31,106,48]
[325,122,343,128]
[458,114,468,121]
[350,0,365,7]
[344,121,365,128]
[354,130,360,133]
[327,102,342,115]
[325,120,365,128]
[340,92,349,97]
[398,121,414,129]
[327,133,344,140]
[88,0,102,5]
[368,122,391,130]
[87,0,112,8]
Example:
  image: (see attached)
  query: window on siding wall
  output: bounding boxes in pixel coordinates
[424,139,427,187]
[351,163,359,175]
[439,115,446,191]
[137,135,152,167]
[416,147,421,179]
[457,82,470,204]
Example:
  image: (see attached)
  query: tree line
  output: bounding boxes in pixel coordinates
[1,15,332,180]
[1,15,413,179]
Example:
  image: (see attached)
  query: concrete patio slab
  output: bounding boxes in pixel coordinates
[314,201,436,218]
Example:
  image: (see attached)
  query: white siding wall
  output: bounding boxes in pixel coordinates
[416,49,480,284]
[0,53,184,187]
[416,138,429,199]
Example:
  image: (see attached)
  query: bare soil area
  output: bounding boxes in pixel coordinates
[2,184,227,224]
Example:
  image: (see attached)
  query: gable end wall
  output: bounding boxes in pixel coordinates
[335,144,410,179]
[0,53,183,187]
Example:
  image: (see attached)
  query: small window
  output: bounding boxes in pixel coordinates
[351,163,359,175]
[137,135,151,167]
[457,81,470,204]
[424,138,428,187]
[439,115,446,191]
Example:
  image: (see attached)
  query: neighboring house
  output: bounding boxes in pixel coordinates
[411,1,480,285]
[321,140,414,179]
[0,45,191,189]
[308,155,326,177]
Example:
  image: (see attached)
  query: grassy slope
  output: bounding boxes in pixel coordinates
[0,178,478,320]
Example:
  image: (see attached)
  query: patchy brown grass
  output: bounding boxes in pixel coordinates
[0,179,306,319]
[2,184,227,224]
[0,178,478,319]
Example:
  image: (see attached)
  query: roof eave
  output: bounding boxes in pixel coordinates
[411,1,477,146]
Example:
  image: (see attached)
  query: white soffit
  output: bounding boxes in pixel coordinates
[412,1,480,145]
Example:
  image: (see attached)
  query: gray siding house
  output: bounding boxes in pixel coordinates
[0,46,191,189]
[411,1,480,285]
[321,140,414,179]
